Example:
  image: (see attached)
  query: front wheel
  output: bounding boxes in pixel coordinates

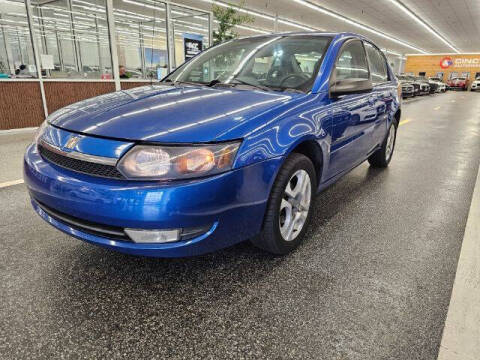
[368,122,397,168]
[252,153,316,255]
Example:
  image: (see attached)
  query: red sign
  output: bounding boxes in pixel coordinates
[439,57,453,69]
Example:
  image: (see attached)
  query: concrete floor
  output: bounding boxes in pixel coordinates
[0,91,479,359]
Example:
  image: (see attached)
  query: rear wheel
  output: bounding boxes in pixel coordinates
[368,122,397,168]
[252,153,316,255]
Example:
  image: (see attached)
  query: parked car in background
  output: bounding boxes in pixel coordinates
[470,78,480,91]
[429,77,447,92]
[398,74,419,96]
[415,76,435,94]
[447,77,469,91]
[24,32,401,257]
[396,74,415,98]
[407,75,430,95]
[401,83,415,98]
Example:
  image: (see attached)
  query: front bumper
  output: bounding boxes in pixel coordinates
[24,143,282,257]
[419,86,429,94]
[449,84,466,89]
[401,88,414,97]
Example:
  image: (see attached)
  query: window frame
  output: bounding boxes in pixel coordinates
[329,37,371,96]
[164,35,333,93]
[363,40,391,85]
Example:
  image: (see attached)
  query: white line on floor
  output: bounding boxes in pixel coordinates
[437,163,480,360]
[0,179,24,189]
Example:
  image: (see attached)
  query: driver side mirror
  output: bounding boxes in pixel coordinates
[330,78,373,97]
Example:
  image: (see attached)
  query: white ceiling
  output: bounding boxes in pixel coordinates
[172,0,480,55]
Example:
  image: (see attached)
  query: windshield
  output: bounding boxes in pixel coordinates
[164,35,332,92]
[453,77,466,81]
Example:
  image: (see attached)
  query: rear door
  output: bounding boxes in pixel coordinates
[327,39,377,178]
[364,41,391,146]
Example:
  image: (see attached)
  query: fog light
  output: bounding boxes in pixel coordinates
[125,228,180,243]
[124,225,213,243]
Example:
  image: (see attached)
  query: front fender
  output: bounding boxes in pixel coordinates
[234,92,332,183]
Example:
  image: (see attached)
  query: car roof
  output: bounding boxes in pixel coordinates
[240,31,371,42]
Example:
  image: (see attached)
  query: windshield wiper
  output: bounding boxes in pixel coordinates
[207,79,222,87]
[277,87,305,94]
[161,79,206,86]
[228,78,272,92]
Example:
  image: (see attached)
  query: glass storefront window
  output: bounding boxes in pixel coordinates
[113,0,168,80]
[0,0,211,81]
[0,0,36,78]
[170,4,209,70]
[31,0,112,79]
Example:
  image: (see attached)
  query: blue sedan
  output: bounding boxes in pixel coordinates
[24,32,400,257]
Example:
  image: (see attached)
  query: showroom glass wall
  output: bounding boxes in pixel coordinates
[0,0,212,129]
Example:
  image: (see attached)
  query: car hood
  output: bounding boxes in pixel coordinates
[48,85,300,143]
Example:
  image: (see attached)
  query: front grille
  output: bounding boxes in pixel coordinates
[35,199,131,241]
[38,144,124,179]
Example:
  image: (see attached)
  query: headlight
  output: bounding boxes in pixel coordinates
[34,121,48,144]
[117,141,241,180]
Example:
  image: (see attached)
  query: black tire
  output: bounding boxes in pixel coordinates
[368,122,397,168]
[252,153,317,255]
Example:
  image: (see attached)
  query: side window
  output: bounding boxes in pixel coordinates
[335,40,369,80]
[365,43,388,84]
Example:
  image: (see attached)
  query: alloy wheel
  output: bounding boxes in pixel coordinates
[279,169,312,241]
[385,125,396,161]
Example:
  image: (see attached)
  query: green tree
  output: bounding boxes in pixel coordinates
[212,1,254,45]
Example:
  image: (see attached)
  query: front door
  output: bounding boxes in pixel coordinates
[327,39,376,178]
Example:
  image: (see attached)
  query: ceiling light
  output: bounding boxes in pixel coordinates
[292,0,426,54]
[386,0,460,53]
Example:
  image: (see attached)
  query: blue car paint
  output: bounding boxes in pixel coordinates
[25,142,282,257]
[24,32,400,257]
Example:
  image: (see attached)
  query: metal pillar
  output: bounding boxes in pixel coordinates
[25,0,48,118]
[165,2,175,72]
[38,7,51,77]
[0,15,14,74]
[139,22,146,77]
[208,11,213,48]
[106,0,120,90]
[54,26,64,72]
[16,28,24,64]
[67,0,82,73]
[94,15,104,74]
